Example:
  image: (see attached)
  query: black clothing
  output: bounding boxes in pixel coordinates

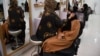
[62,14,77,31]
[83,4,89,21]
[83,9,89,21]
[25,1,29,12]
[42,52,74,56]
[55,2,60,10]
[8,6,25,30]
[8,6,26,45]
[36,12,62,41]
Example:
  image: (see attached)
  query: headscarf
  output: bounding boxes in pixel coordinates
[10,0,18,7]
[44,0,57,13]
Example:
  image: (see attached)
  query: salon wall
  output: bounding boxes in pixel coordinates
[0,0,3,4]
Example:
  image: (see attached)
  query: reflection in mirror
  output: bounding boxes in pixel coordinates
[2,0,30,55]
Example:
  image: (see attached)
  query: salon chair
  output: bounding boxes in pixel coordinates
[30,35,42,56]
[8,29,22,50]
[42,38,81,56]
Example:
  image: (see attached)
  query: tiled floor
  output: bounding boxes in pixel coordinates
[19,46,38,56]
[77,14,100,56]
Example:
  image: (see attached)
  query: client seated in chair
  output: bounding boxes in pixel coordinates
[36,0,62,42]
[42,10,81,56]
[34,0,62,55]
[7,0,26,50]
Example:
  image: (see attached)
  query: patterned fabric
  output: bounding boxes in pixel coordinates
[36,12,62,41]
[36,0,62,41]
[42,20,80,52]
[8,5,26,44]
[8,6,25,31]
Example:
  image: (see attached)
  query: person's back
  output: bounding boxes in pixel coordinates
[25,0,29,12]
[8,0,26,49]
[36,0,62,41]
[83,4,89,21]
[36,12,62,41]
[8,6,25,30]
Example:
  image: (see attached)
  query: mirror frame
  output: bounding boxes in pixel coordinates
[1,0,32,56]
[0,25,6,56]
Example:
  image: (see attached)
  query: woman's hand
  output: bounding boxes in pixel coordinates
[68,13,75,19]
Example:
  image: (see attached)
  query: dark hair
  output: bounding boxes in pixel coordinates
[61,13,77,31]
[55,2,60,10]
[83,4,88,10]
[73,6,78,12]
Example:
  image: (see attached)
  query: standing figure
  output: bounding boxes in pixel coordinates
[25,0,29,12]
[82,4,89,21]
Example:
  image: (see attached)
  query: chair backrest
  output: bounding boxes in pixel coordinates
[30,35,42,45]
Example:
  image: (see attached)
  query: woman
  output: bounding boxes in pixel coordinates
[8,0,26,50]
[42,10,80,56]
[25,0,29,12]
[36,0,62,41]
[35,0,62,56]
[82,4,89,21]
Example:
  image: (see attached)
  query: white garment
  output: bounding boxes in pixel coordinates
[76,12,84,23]
[60,11,67,20]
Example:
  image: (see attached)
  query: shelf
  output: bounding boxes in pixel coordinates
[34,3,44,8]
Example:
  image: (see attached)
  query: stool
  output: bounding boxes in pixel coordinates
[8,30,22,49]
[30,35,42,56]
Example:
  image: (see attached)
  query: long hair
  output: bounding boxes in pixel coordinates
[62,12,78,31]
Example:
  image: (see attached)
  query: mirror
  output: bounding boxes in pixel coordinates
[1,0,30,55]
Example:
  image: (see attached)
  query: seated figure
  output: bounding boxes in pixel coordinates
[42,10,80,56]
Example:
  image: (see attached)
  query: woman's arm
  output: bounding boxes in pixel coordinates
[64,20,80,41]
